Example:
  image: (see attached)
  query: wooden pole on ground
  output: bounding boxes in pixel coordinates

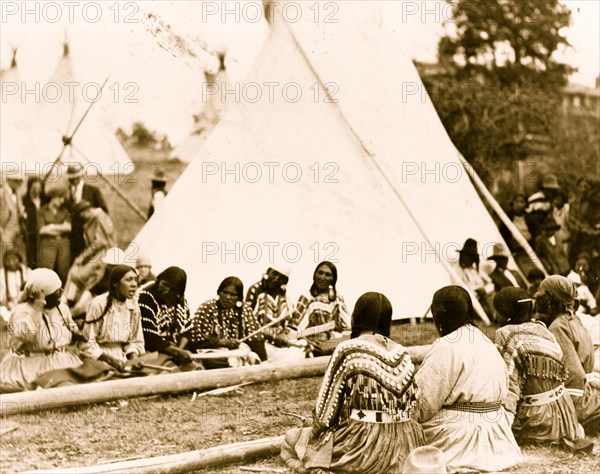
[1,346,431,415]
[22,436,284,474]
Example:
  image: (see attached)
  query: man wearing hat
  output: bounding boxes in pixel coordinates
[0,173,25,264]
[535,217,570,276]
[487,243,525,292]
[147,169,168,220]
[526,173,561,241]
[66,163,108,263]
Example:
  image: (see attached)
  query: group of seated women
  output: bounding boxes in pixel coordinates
[0,260,352,391]
[282,277,599,473]
[1,259,597,473]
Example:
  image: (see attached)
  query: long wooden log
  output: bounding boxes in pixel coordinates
[0,346,431,416]
[23,436,284,474]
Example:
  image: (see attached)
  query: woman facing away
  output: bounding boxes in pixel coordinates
[188,276,266,368]
[80,265,145,371]
[415,286,521,473]
[290,261,351,356]
[281,292,425,474]
[493,287,585,446]
[0,268,82,392]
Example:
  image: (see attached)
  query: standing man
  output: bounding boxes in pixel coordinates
[0,173,25,264]
[66,163,108,262]
[147,169,168,219]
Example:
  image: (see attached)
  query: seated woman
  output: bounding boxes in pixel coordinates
[415,286,521,473]
[281,292,425,473]
[188,276,266,368]
[493,287,583,445]
[138,266,194,365]
[81,265,144,371]
[536,275,600,431]
[290,261,351,356]
[0,269,82,392]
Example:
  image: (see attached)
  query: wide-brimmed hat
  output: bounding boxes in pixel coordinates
[457,238,479,257]
[402,446,447,474]
[542,173,560,190]
[66,163,84,180]
[487,243,510,261]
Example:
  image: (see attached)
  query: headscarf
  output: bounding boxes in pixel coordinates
[156,266,187,296]
[538,275,577,313]
[108,265,137,298]
[18,268,62,303]
[493,287,533,324]
[310,261,338,298]
[431,286,474,336]
[350,292,393,339]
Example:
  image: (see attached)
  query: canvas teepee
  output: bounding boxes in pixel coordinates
[133,2,514,320]
[2,43,132,178]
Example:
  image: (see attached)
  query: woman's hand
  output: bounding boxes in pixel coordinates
[99,353,124,371]
[167,346,193,364]
[219,338,240,350]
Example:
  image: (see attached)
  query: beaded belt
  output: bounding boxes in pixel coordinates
[349,409,411,424]
[522,384,565,406]
[443,401,502,413]
[566,388,584,398]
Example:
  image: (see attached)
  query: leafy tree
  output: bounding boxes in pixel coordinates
[423,0,574,189]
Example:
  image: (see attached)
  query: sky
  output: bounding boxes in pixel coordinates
[1,1,598,146]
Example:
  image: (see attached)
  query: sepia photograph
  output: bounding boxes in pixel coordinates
[1,1,599,472]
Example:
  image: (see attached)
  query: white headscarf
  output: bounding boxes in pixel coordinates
[18,268,62,303]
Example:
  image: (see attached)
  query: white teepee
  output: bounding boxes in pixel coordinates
[133,2,513,320]
[2,44,132,178]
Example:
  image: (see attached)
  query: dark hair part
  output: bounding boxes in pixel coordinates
[309,261,338,300]
[431,286,474,337]
[218,276,244,301]
[350,292,393,339]
[87,265,136,325]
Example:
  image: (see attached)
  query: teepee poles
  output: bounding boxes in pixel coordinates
[41,77,109,184]
[457,154,547,277]
[71,144,146,221]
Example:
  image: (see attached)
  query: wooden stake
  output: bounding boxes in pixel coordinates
[0,346,432,416]
[22,436,284,473]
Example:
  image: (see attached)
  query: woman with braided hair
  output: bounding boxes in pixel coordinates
[189,276,266,368]
[81,265,144,371]
[281,292,425,473]
[415,286,521,472]
[493,287,584,446]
